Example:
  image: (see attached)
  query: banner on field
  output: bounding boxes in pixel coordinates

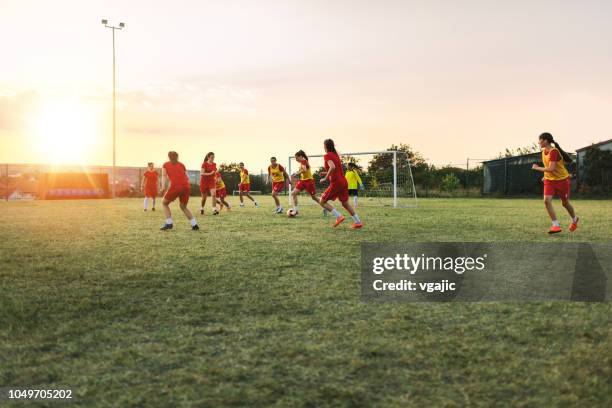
[361,243,612,302]
[38,173,111,200]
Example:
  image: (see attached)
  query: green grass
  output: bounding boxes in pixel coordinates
[1,197,611,407]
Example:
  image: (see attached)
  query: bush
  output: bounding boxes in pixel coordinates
[441,173,461,192]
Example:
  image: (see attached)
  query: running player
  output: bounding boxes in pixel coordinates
[290,150,319,214]
[345,162,364,208]
[160,151,199,230]
[200,152,219,215]
[214,171,231,211]
[268,156,290,214]
[141,162,159,211]
[532,132,578,234]
[318,139,363,229]
[238,162,259,207]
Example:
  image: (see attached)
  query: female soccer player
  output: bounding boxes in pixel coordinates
[532,132,579,234]
[200,152,219,215]
[238,162,259,207]
[141,162,159,211]
[214,171,231,211]
[290,150,319,214]
[345,162,364,208]
[160,151,198,230]
[318,139,363,229]
[268,156,291,214]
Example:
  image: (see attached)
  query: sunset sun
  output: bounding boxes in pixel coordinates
[33,101,97,164]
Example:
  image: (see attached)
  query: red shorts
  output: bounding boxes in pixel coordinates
[544,178,570,200]
[164,185,190,205]
[144,186,158,198]
[321,181,349,203]
[200,177,216,194]
[216,187,227,198]
[239,183,250,193]
[295,179,316,195]
[272,181,285,193]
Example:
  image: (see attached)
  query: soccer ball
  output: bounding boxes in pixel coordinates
[287,209,297,218]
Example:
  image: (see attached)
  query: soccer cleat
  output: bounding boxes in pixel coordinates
[333,215,346,227]
[275,207,283,214]
[192,224,200,231]
[569,217,579,232]
[351,222,363,229]
[254,202,259,207]
[240,203,245,207]
[160,223,173,231]
[144,209,147,212]
[152,208,155,211]
[200,209,204,215]
[548,225,562,234]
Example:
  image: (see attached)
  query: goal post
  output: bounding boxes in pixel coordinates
[287,150,417,208]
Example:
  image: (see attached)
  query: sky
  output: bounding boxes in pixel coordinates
[1,0,612,170]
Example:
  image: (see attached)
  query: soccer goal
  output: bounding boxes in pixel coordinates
[287,151,417,208]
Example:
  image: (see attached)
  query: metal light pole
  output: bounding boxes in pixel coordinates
[101,19,125,197]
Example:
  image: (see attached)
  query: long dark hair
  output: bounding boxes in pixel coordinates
[168,151,179,163]
[295,150,309,161]
[324,139,337,154]
[539,133,572,163]
[205,152,215,162]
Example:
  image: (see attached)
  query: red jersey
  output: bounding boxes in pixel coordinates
[143,170,158,188]
[163,161,190,187]
[324,152,345,184]
[201,161,217,182]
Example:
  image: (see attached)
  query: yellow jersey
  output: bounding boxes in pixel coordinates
[240,168,250,184]
[299,160,313,180]
[542,148,569,181]
[215,173,226,189]
[268,164,285,182]
[345,169,363,189]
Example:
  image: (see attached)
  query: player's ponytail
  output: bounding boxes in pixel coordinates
[324,139,337,154]
[168,151,179,163]
[539,133,572,163]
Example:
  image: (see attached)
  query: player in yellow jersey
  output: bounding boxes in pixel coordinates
[238,162,259,208]
[268,156,291,214]
[289,150,320,215]
[532,132,579,234]
[344,162,365,208]
[214,171,231,211]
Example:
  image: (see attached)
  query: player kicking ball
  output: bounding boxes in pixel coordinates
[141,162,159,211]
[238,162,259,207]
[532,132,579,234]
[268,156,291,214]
[160,151,199,231]
[318,139,363,229]
[289,150,320,216]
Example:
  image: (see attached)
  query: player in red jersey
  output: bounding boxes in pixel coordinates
[160,151,198,230]
[141,162,159,211]
[318,139,363,229]
[214,171,231,211]
[289,150,319,215]
[200,152,219,215]
[268,156,291,214]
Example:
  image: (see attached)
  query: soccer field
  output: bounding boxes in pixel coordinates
[1,197,611,406]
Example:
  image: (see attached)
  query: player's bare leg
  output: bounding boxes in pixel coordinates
[544,195,561,234]
[200,194,207,215]
[160,199,174,230]
[179,201,199,230]
[272,190,282,213]
[210,188,219,214]
[562,197,579,231]
[341,200,362,229]
[319,199,345,227]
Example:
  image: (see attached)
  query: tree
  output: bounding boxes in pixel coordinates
[441,173,461,192]
[583,146,612,193]
[367,144,428,186]
[497,143,539,158]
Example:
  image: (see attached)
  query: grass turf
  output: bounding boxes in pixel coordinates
[0,197,611,407]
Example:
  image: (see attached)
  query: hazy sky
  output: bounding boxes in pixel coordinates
[1,0,611,170]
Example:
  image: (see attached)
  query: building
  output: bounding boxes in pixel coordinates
[575,138,612,188]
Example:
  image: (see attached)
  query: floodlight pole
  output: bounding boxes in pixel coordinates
[102,19,125,198]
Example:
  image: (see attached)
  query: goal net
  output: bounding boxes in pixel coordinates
[287,151,417,208]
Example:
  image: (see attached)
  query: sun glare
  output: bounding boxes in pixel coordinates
[33,101,97,164]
